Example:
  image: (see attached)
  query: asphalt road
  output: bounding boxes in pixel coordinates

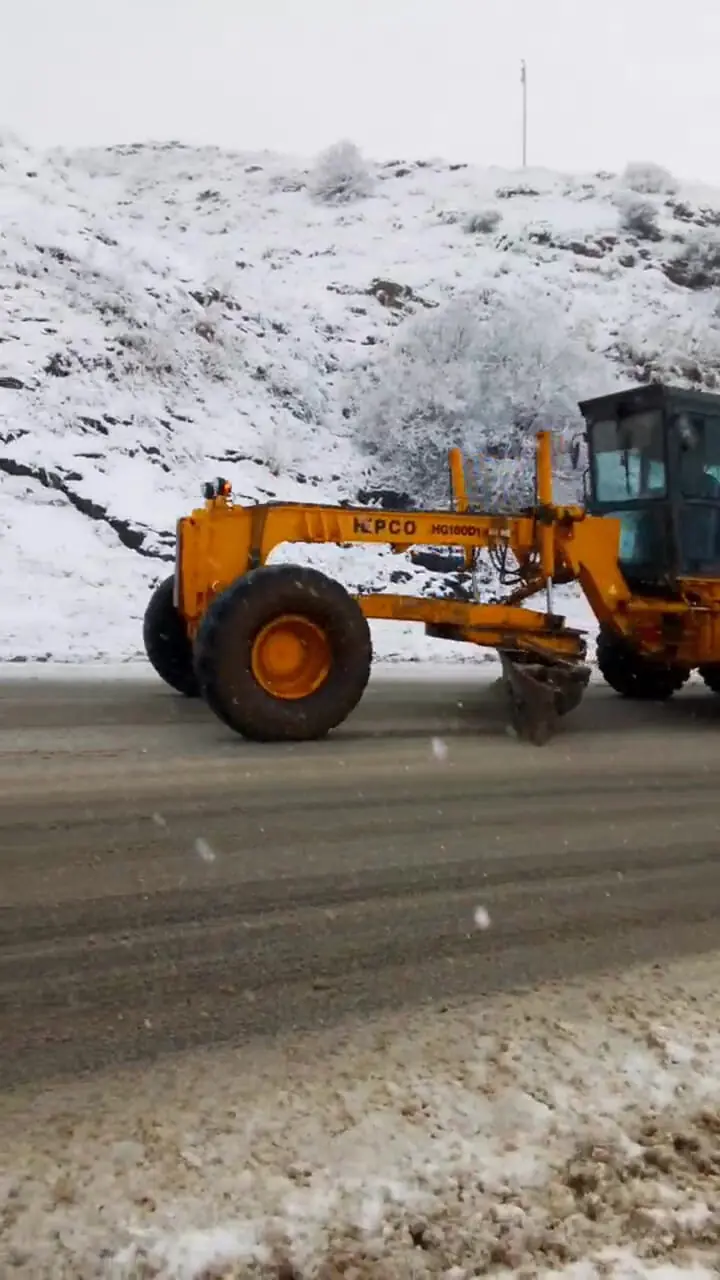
[1,669,720,1092]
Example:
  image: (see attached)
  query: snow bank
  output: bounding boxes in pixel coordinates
[4,955,720,1277]
[3,137,720,662]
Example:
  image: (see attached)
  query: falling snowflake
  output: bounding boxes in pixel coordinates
[431,737,448,761]
[195,837,217,863]
[473,905,491,930]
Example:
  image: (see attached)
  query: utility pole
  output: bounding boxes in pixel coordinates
[520,59,528,168]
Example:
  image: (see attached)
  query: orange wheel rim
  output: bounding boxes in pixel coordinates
[251,614,331,700]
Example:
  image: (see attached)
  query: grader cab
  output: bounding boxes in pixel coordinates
[582,383,720,699]
[583,382,720,590]
[143,383,720,744]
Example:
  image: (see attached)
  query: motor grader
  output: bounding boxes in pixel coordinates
[143,382,720,744]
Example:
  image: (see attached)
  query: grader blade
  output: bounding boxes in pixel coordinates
[499,651,591,745]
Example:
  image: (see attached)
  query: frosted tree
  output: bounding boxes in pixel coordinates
[348,286,613,509]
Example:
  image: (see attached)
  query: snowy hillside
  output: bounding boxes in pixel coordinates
[3,134,720,662]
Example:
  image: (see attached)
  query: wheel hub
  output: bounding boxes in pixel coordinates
[251,614,331,699]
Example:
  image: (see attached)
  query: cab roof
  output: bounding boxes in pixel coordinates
[578,383,720,423]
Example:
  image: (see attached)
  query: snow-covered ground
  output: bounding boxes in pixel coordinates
[3,954,720,1278]
[3,136,720,663]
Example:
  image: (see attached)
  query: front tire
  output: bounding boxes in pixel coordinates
[596,628,688,701]
[143,575,200,697]
[194,565,372,740]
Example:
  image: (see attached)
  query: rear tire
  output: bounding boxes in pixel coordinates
[596,628,688,701]
[143,575,200,697]
[194,565,372,741]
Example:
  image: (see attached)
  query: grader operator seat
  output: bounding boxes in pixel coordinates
[580,383,720,590]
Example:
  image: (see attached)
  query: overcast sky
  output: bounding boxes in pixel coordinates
[2,0,719,182]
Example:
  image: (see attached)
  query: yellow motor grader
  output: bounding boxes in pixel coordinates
[143,382,720,743]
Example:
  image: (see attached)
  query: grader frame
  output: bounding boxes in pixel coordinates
[142,432,627,745]
[176,433,629,651]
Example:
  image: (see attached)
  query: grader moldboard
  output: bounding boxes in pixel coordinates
[143,383,720,745]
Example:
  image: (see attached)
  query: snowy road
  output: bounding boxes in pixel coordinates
[2,672,720,1094]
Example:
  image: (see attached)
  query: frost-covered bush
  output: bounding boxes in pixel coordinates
[611,305,720,386]
[621,161,678,196]
[614,190,661,240]
[348,287,612,509]
[464,209,502,235]
[665,225,720,290]
[269,169,308,194]
[114,294,248,384]
[435,208,462,226]
[116,329,178,378]
[308,140,374,205]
